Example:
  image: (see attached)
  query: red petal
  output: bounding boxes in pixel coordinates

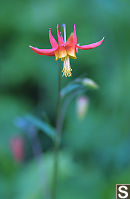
[60,32,64,43]
[57,24,64,46]
[66,24,77,46]
[76,37,104,50]
[73,24,77,45]
[49,28,58,49]
[29,46,56,56]
[66,33,73,46]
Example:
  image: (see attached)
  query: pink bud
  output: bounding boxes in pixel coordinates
[76,96,89,119]
[10,136,24,163]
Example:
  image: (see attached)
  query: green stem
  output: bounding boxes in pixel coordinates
[51,61,61,199]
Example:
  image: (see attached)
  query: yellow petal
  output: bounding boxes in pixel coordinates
[55,51,59,60]
[67,47,77,59]
[59,47,67,59]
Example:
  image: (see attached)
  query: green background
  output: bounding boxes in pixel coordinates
[0,0,130,198]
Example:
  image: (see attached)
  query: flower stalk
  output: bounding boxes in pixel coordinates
[51,61,61,199]
[51,24,68,199]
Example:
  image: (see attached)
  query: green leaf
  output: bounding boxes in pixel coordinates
[25,115,55,140]
[60,84,83,98]
[60,77,98,99]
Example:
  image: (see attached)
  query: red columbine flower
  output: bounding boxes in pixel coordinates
[30,24,104,77]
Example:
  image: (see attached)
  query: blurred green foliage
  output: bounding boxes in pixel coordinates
[0,0,130,198]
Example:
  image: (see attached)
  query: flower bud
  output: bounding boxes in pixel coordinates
[76,96,89,119]
[10,136,24,163]
[82,78,98,89]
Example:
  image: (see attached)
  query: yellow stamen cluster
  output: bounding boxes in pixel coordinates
[62,56,72,77]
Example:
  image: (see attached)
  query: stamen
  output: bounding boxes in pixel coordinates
[62,24,66,43]
[62,56,72,77]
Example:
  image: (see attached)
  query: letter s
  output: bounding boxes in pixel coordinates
[118,186,128,198]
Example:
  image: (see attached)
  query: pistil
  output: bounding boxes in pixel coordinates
[62,24,66,43]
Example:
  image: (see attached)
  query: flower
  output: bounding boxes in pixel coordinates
[29,24,104,77]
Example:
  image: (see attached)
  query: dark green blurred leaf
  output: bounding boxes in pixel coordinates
[25,115,55,140]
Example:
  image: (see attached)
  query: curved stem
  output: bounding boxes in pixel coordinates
[51,61,61,199]
[58,88,86,136]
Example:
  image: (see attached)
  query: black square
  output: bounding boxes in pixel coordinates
[116,184,130,199]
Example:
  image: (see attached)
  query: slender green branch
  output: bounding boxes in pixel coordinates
[51,61,61,199]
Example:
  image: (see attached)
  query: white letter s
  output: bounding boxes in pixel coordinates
[118,186,128,198]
